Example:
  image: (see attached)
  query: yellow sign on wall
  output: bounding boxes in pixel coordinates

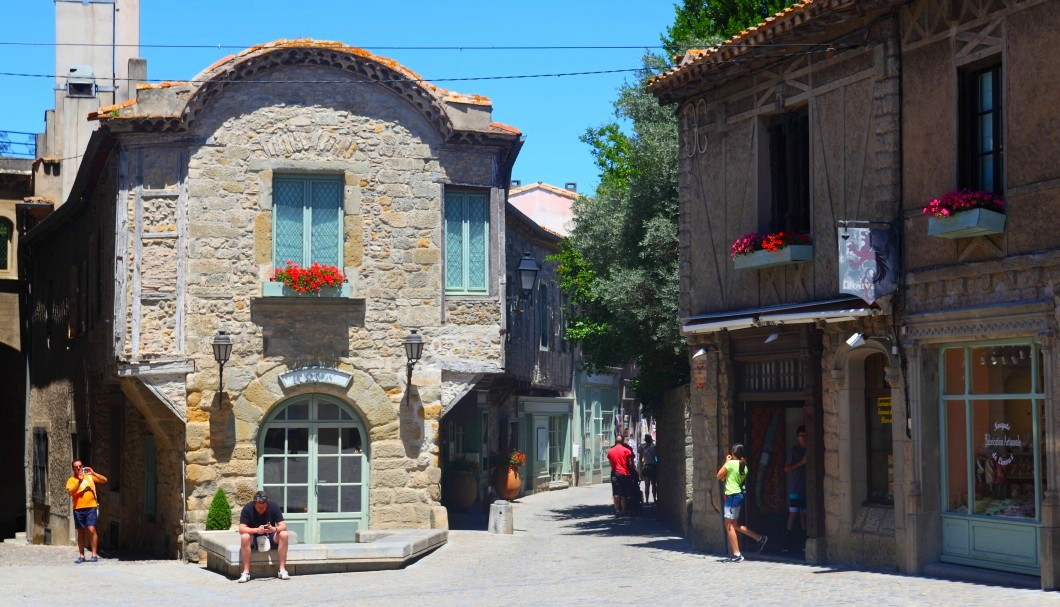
[876,397,892,424]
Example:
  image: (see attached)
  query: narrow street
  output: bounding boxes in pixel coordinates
[0,483,1051,606]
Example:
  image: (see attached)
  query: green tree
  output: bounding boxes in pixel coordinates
[663,0,798,57]
[557,3,797,411]
[205,488,232,531]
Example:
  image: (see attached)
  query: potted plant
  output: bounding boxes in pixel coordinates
[444,457,480,513]
[491,449,527,501]
[265,261,349,296]
[730,231,813,270]
[923,188,1006,238]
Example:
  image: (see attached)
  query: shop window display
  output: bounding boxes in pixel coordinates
[942,344,1045,521]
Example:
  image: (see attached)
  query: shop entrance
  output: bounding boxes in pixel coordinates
[736,401,804,552]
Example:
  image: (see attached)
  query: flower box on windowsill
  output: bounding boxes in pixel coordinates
[733,245,813,270]
[926,208,1006,239]
[261,282,352,297]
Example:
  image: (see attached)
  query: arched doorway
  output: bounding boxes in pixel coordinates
[259,394,368,543]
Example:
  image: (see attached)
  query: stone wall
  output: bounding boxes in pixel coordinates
[656,384,692,535]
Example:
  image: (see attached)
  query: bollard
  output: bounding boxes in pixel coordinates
[488,500,513,534]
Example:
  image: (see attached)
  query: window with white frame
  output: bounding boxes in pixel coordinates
[273,175,343,267]
[444,191,489,294]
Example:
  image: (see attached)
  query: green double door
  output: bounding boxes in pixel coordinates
[259,394,368,543]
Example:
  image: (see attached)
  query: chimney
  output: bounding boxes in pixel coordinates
[510,179,521,188]
[564,182,577,193]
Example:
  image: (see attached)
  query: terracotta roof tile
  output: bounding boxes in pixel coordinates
[509,181,579,199]
[489,121,521,134]
[648,0,849,92]
[88,98,137,121]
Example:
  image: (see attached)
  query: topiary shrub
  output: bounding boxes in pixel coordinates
[205,488,232,530]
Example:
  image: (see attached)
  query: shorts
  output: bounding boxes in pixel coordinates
[723,493,745,520]
[611,473,632,497]
[73,507,98,530]
[788,493,806,513]
[641,464,657,480]
[250,532,277,551]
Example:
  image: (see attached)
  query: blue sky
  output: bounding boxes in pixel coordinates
[1,1,679,196]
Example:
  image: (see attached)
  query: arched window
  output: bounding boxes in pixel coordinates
[0,217,12,272]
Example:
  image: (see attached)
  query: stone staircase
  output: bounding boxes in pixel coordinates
[2,532,27,545]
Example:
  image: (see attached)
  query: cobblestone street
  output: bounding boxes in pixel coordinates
[0,484,1053,606]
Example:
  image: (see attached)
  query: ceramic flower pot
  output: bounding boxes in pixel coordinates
[492,467,522,501]
[445,471,478,512]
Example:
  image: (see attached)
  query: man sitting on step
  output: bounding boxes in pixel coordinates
[237,490,291,582]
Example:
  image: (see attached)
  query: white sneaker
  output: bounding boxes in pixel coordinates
[277,569,290,580]
[237,572,251,583]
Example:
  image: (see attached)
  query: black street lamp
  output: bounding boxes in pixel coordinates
[516,252,540,299]
[403,329,424,407]
[211,330,233,392]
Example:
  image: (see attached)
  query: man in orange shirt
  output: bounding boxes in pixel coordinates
[65,460,108,563]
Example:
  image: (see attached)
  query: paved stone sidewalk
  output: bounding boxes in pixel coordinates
[0,484,1054,606]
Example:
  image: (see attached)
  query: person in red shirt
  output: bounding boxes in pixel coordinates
[607,435,634,516]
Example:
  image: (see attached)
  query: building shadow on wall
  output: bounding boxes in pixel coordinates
[209,392,236,462]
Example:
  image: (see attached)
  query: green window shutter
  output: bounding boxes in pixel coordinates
[309,180,342,267]
[444,191,489,294]
[465,194,488,292]
[444,193,466,291]
[274,178,306,266]
[273,176,343,268]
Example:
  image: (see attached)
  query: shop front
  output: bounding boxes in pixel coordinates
[938,341,1045,575]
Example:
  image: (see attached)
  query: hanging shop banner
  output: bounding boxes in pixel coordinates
[838,227,897,304]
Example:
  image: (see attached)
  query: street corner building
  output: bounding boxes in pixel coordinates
[20,39,525,560]
[649,0,1060,590]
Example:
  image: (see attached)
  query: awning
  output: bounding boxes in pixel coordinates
[682,295,877,335]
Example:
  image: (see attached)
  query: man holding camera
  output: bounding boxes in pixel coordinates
[65,460,108,563]
[237,490,290,582]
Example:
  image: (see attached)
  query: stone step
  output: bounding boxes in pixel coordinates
[3,532,27,545]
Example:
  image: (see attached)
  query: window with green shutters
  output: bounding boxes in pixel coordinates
[444,191,489,294]
[273,176,343,267]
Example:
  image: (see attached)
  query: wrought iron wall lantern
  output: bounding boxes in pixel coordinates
[506,252,541,313]
[211,330,233,391]
[403,329,424,407]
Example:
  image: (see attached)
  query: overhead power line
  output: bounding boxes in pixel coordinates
[0,67,656,85]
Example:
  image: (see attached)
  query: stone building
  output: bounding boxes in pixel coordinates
[897,0,1060,587]
[652,0,1060,589]
[22,39,526,559]
[0,157,31,541]
[649,0,905,569]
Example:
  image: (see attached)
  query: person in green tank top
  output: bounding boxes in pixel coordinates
[715,443,767,562]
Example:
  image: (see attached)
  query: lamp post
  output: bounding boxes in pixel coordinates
[403,329,424,407]
[211,330,233,392]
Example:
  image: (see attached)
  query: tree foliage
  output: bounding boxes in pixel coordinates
[663,0,799,57]
[556,3,798,412]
